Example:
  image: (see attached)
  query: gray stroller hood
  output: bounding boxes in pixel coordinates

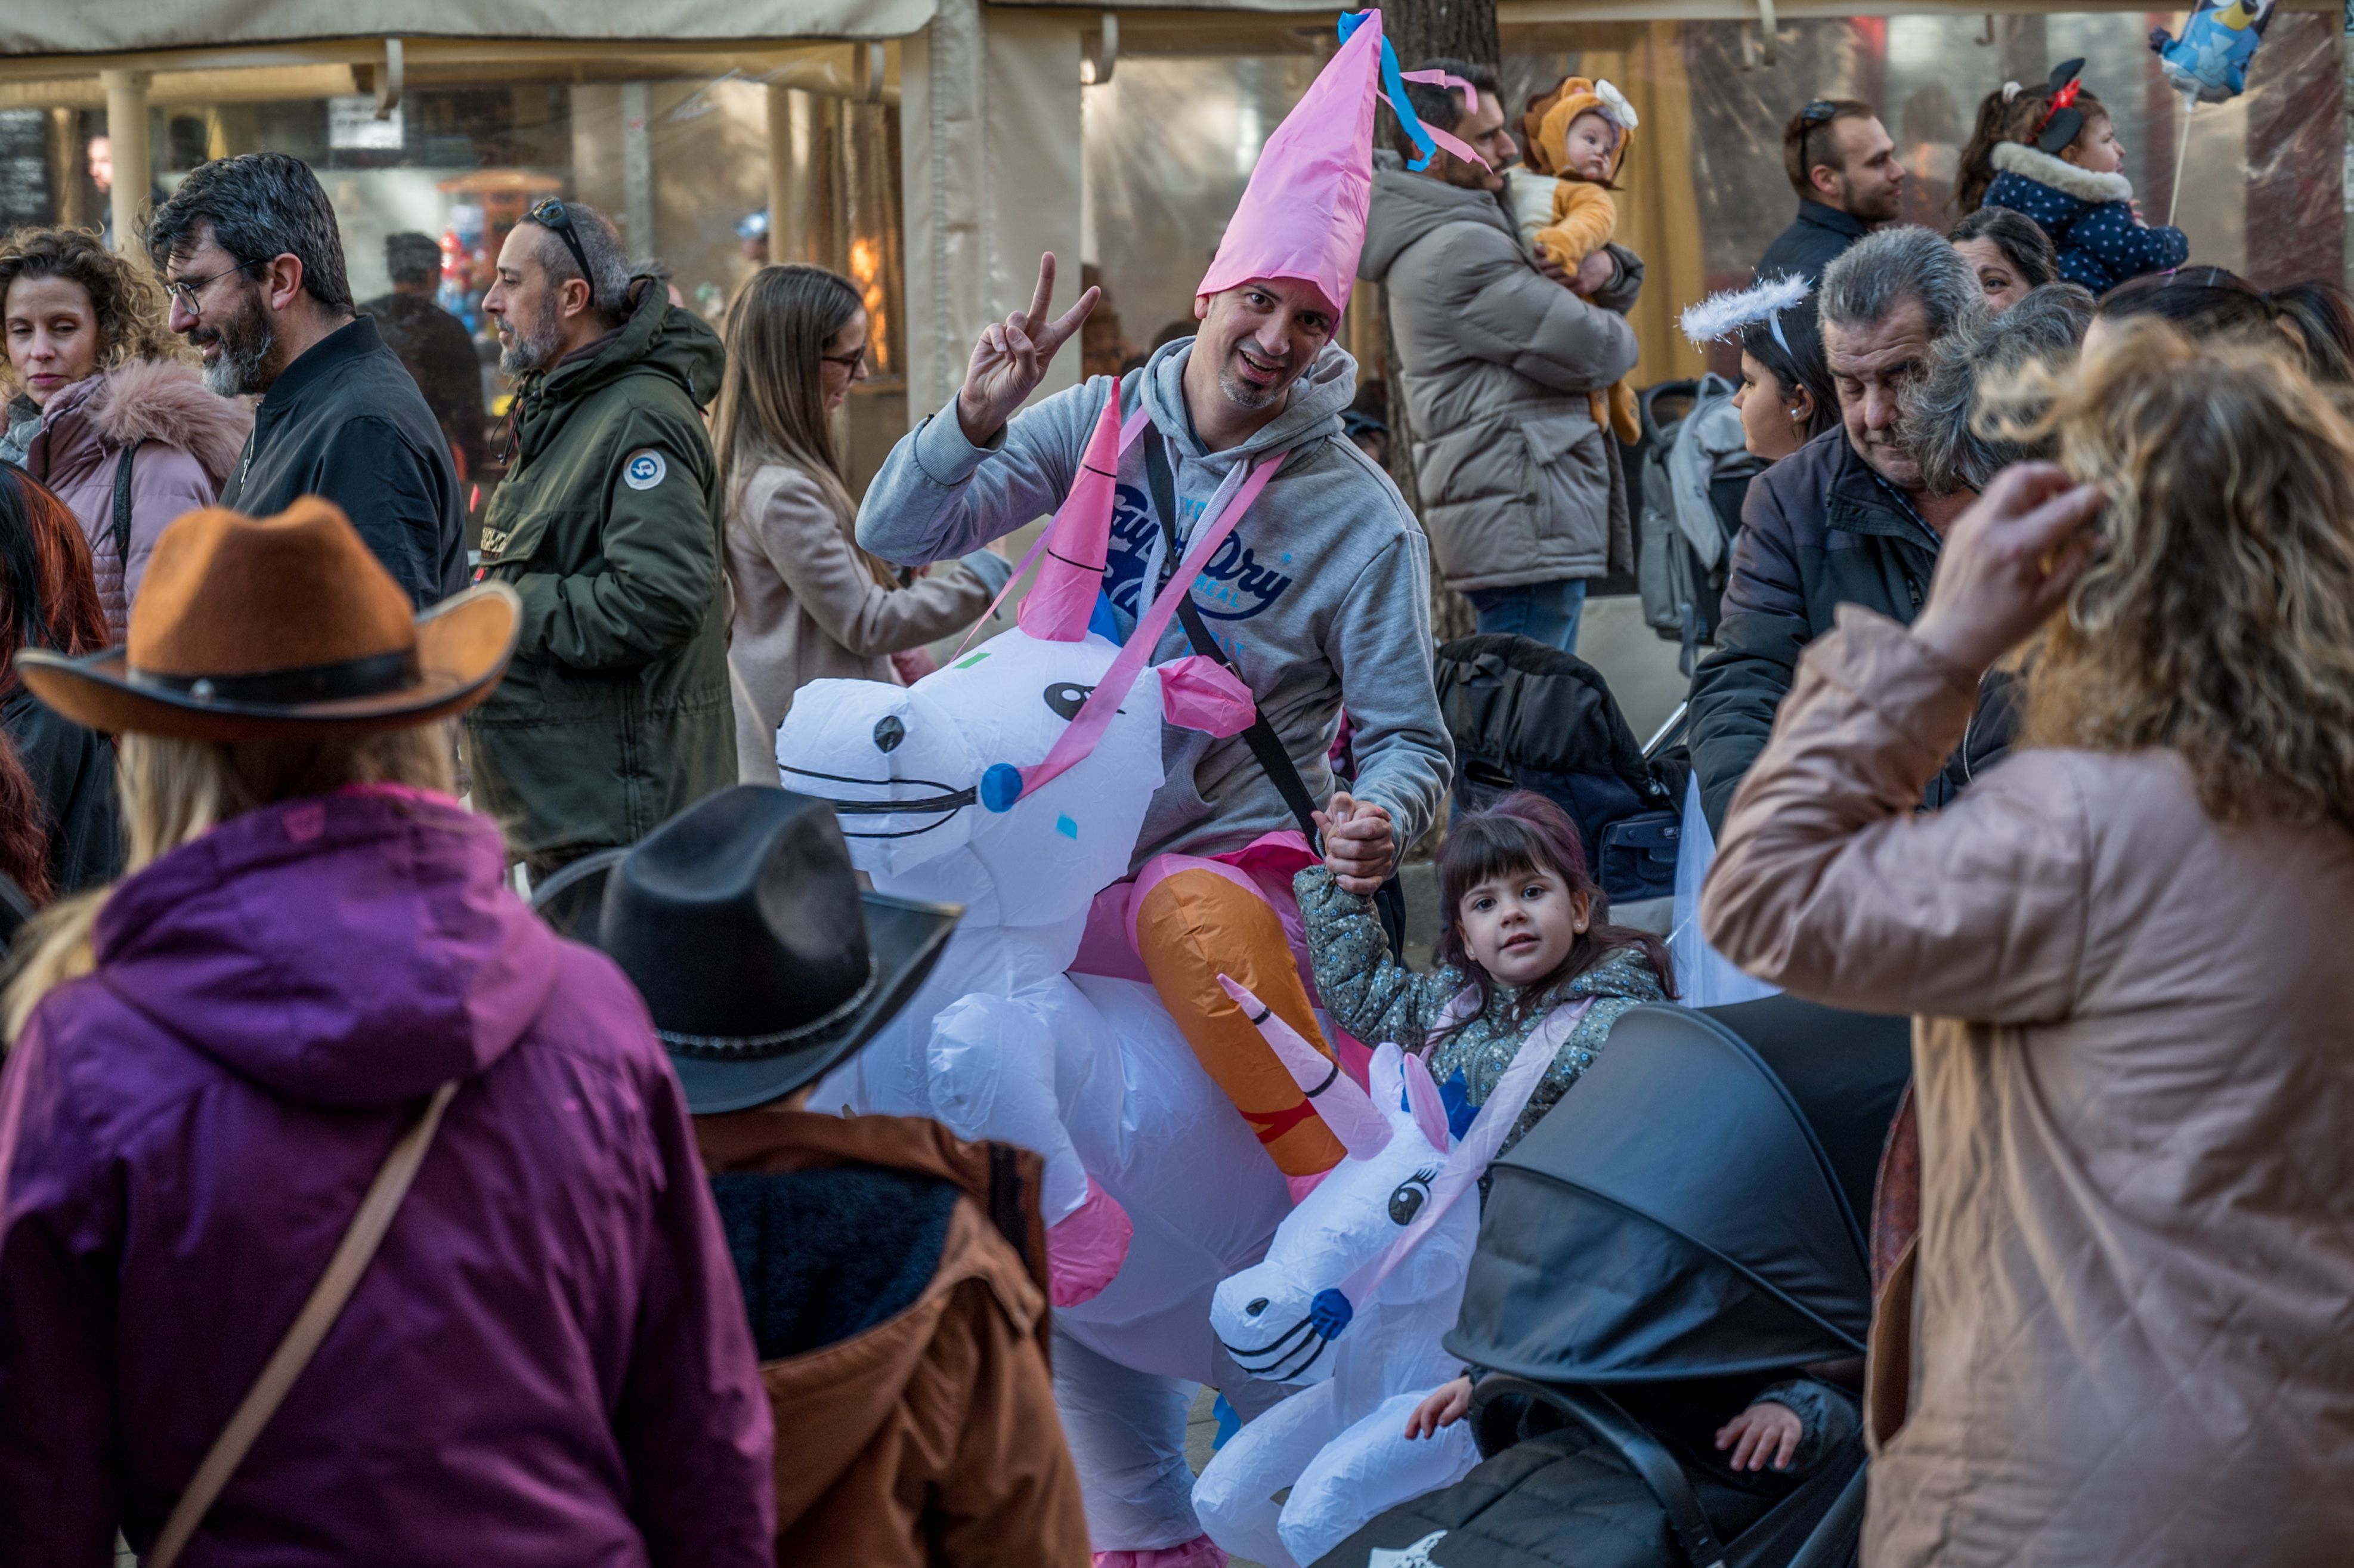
[1446,1000,1911,1385]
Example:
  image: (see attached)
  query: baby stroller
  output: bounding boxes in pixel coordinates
[1312,997,1910,1568]
[1433,634,1686,904]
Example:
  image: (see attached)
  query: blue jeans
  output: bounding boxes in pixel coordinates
[1466,578,1588,654]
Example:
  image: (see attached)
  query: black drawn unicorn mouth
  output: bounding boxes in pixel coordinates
[779,765,976,837]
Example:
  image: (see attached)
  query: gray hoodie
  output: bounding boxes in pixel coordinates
[857,339,1453,868]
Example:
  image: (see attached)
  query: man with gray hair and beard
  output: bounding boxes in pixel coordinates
[1688,225,2006,833]
[463,199,733,874]
[149,153,468,604]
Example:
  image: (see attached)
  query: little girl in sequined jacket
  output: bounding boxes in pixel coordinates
[1298,790,1670,1158]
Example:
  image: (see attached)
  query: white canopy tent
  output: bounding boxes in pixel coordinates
[1,0,1100,419]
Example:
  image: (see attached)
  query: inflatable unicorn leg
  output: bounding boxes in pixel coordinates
[1192,1379,1347,1568]
[1133,860,1344,1177]
[926,988,1134,1306]
[1053,1322,1219,1563]
[1276,1390,1479,1567]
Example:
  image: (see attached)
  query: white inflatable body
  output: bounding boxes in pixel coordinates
[782,624,1292,1550]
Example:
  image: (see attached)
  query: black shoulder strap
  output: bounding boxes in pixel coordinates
[1142,430,1323,847]
[110,444,136,573]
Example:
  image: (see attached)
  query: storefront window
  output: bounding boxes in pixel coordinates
[0,63,908,502]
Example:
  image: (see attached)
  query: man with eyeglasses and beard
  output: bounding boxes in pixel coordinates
[147,153,468,606]
[460,198,734,877]
[1753,99,1907,287]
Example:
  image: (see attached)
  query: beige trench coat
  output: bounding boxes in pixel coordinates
[725,462,992,784]
[1703,606,2354,1567]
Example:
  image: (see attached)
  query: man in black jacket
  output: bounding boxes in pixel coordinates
[1752,100,1904,286]
[1691,227,2002,833]
[150,154,467,605]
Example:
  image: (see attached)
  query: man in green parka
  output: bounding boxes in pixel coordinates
[466,199,733,872]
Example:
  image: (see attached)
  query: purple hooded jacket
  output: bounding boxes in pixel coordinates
[0,787,774,1566]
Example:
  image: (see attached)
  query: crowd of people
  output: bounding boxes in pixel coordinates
[0,11,2349,1566]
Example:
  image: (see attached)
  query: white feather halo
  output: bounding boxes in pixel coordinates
[1679,273,1812,348]
[1594,79,1640,132]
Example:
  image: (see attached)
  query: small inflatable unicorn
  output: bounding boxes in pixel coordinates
[1192,978,1558,1568]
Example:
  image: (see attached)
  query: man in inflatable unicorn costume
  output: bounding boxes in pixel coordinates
[777,11,1469,1563]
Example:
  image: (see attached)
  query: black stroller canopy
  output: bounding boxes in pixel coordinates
[1447,1001,1909,1385]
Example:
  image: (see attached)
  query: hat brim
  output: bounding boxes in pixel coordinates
[531,857,961,1115]
[16,584,520,742]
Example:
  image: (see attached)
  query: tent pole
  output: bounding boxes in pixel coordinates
[2167,91,2194,231]
[98,69,149,259]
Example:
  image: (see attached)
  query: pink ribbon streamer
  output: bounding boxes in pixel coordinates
[1397,68,1478,112]
[1388,72,1490,169]
[1009,444,1286,805]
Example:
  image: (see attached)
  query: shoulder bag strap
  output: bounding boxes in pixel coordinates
[1143,431,1324,847]
[110,444,136,576]
[145,1080,462,1568]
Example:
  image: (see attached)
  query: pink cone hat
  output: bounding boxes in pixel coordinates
[1017,391,1122,642]
[1195,8,1386,320]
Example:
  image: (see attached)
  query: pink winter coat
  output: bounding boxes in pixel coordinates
[21,360,250,641]
[1703,607,2354,1568]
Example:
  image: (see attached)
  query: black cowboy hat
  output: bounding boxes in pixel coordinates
[531,785,961,1114]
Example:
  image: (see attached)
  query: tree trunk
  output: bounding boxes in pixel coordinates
[1382,0,1500,69]
[1373,0,1498,646]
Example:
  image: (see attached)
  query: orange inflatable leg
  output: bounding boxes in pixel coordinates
[1133,865,1344,1177]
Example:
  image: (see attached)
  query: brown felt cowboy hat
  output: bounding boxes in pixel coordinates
[17,497,518,741]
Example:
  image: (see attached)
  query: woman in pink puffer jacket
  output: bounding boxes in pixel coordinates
[2,227,249,640]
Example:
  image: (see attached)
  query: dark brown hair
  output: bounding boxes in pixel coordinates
[0,467,109,682]
[1783,99,1876,200]
[0,729,50,904]
[1432,791,1674,1044]
[1948,205,2059,290]
[1954,80,2110,218]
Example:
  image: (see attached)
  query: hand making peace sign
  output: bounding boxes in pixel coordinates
[954,252,1101,447]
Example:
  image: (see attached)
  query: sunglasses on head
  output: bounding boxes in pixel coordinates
[1796,101,1845,180]
[527,197,595,286]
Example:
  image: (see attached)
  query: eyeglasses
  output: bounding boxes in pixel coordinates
[165,256,267,313]
[819,343,868,373]
[526,197,595,286]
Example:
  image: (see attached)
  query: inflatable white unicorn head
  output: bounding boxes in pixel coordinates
[1193,977,1560,1568]
[779,398,1249,942]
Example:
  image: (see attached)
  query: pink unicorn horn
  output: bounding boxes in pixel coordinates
[1017,392,1121,642]
[1218,973,1393,1159]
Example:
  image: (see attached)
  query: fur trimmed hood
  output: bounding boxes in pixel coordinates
[1990,140,2133,204]
[38,358,252,490]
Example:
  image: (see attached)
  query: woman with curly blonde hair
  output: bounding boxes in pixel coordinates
[1,226,250,638]
[1703,318,2354,1567]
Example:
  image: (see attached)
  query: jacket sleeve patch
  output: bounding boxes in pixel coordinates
[622,449,668,491]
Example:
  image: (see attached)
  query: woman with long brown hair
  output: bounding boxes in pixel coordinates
[1703,320,2354,1564]
[0,464,117,893]
[712,264,1008,784]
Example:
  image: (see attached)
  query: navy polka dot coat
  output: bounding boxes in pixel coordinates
[1982,140,2189,294]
